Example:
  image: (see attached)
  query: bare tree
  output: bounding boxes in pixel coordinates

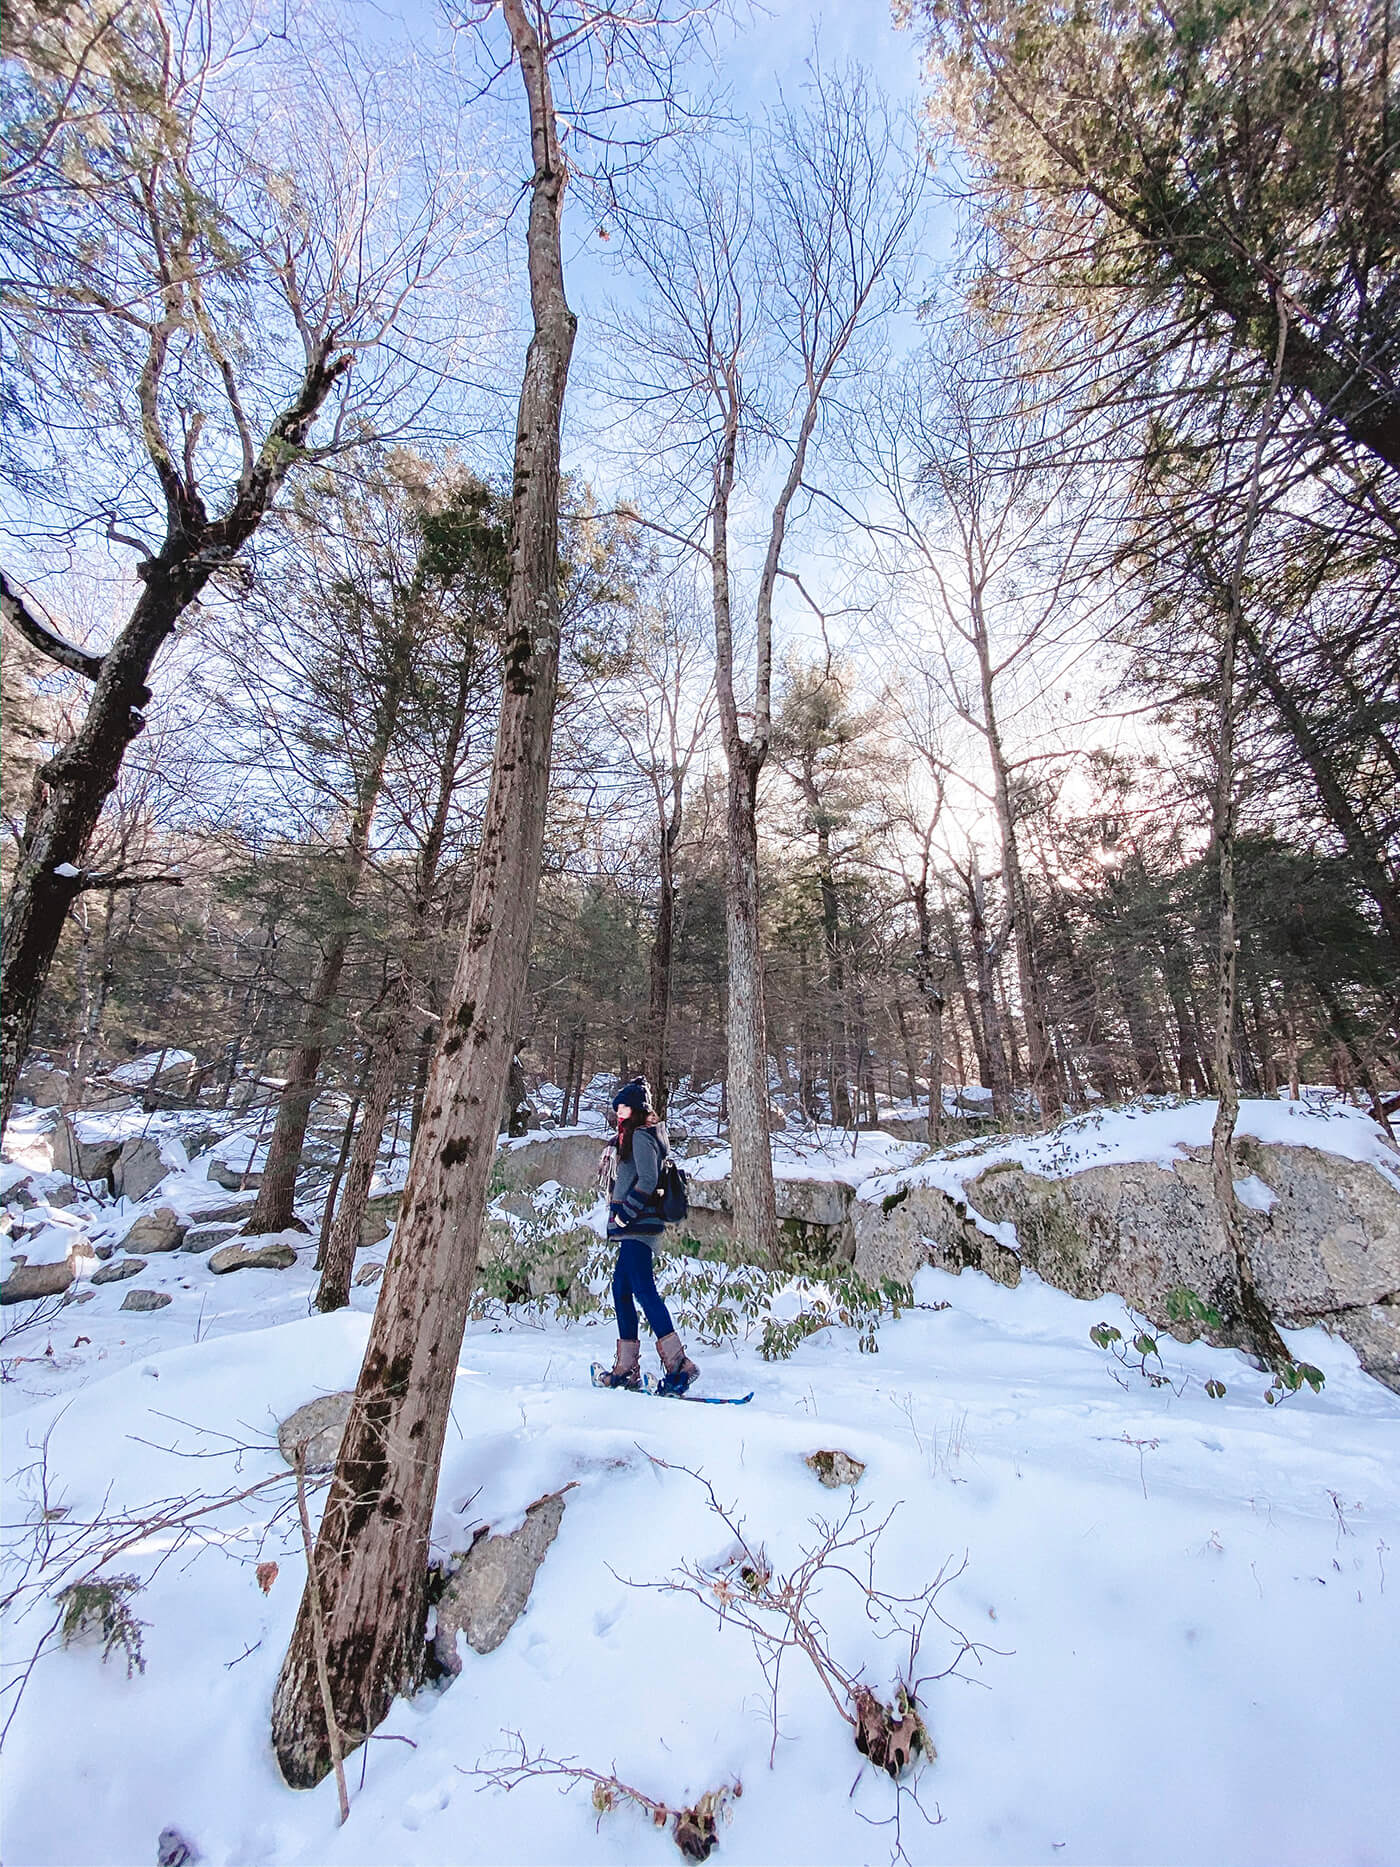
[865,314,1121,1120]
[616,65,922,1256]
[0,0,482,1124]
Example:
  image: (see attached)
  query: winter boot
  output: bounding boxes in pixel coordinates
[656,1331,699,1396]
[596,1338,641,1390]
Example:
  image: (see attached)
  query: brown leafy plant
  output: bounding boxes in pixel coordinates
[620,1458,1007,1859]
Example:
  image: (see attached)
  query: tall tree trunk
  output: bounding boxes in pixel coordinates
[1210,303,1290,1371]
[910,859,946,1144]
[972,590,1062,1119]
[245,640,411,1233]
[317,637,480,1303]
[944,907,991,1090]
[645,802,680,1113]
[316,1007,401,1308]
[710,401,779,1263]
[966,860,1012,1118]
[270,2,576,1786]
[723,748,780,1261]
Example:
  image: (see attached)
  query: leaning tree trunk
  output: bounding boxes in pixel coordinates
[2,570,196,1130]
[316,642,478,1299]
[270,0,577,1787]
[0,346,346,1131]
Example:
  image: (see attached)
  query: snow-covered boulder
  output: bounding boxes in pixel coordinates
[120,1207,188,1254]
[50,1121,122,1184]
[208,1239,297,1274]
[120,1288,171,1311]
[278,1391,354,1472]
[970,1141,1400,1390]
[207,1158,261,1192]
[0,1236,98,1305]
[15,1063,69,1108]
[105,1050,196,1096]
[92,1256,146,1286]
[853,1101,1400,1392]
[112,1135,186,1203]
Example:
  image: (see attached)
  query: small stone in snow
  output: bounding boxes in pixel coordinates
[157,1827,199,1866]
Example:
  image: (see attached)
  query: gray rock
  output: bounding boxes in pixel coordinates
[121,1208,188,1254]
[277,1391,355,1471]
[806,1448,866,1488]
[493,1132,606,1195]
[208,1240,297,1274]
[181,1223,241,1255]
[1332,1302,1400,1393]
[157,1825,199,1867]
[121,1288,172,1312]
[207,1159,261,1192]
[684,1173,857,1262]
[851,1177,1024,1291]
[16,1063,70,1108]
[181,1198,257,1225]
[48,1181,80,1208]
[353,1261,384,1287]
[433,1491,567,1669]
[358,1191,401,1248]
[0,1258,74,1304]
[50,1122,122,1183]
[113,1137,173,1203]
[93,1256,147,1285]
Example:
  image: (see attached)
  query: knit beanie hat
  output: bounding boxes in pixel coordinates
[610,1077,652,1117]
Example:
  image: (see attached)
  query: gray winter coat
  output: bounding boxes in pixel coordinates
[607,1124,667,1238]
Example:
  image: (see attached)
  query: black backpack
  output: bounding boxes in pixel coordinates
[656,1154,690,1223]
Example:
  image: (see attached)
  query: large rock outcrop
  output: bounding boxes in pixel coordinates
[851,1140,1400,1392]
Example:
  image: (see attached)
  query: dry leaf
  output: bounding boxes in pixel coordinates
[256,1561,279,1594]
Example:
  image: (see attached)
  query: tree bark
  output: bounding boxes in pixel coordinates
[270,0,576,1786]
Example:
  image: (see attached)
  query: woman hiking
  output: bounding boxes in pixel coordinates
[593,1077,699,1395]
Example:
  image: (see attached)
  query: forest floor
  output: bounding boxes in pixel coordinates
[2,1105,1398,1867]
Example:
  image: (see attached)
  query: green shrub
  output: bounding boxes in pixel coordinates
[55,1574,148,1676]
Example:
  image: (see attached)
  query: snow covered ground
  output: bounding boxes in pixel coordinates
[3,1194,1398,1866]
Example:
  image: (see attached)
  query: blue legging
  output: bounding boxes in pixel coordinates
[612,1236,675,1341]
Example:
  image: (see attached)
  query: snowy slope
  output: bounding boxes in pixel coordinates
[3,1239,1398,1867]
